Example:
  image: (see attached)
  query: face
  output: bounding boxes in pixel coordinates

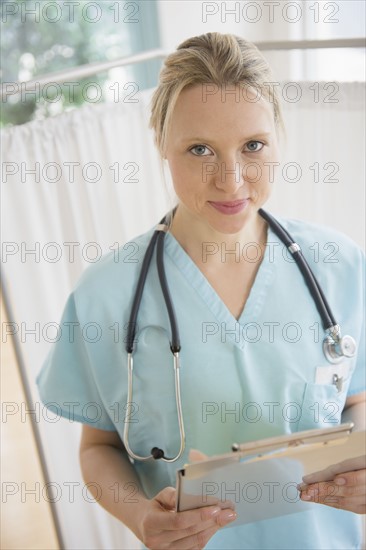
[164,83,281,235]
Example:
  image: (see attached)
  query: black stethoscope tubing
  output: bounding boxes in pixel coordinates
[126,209,180,355]
[127,207,337,352]
[258,208,337,330]
[124,207,356,462]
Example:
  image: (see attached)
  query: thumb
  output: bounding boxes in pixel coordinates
[189,448,209,463]
[154,486,176,511]
[302,455,366,484]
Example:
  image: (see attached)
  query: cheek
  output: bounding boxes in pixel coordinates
[168,158,184,186]
[169,158,202,195]
[246,150,279,186]
[244,163,264,182]
[243,163,270,188]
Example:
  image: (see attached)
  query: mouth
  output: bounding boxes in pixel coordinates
[208,199,249,215]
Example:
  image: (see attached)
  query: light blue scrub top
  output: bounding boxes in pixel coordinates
[37,217,365,550]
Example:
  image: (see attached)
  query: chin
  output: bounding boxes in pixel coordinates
[205,208,258,235]
[206,216,252,236]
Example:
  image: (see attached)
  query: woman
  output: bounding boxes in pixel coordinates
[37,33,365,549]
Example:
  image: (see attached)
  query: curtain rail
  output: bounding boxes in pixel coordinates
[256,37,365,51]
[1,48,168,98]
[1,38,365,98]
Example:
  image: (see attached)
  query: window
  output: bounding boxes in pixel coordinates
[1,0,161,126]
[263,0,365,81]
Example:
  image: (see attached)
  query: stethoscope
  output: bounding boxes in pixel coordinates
[123,207,357,463]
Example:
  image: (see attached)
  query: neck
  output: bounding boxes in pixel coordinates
[169,204,268,267]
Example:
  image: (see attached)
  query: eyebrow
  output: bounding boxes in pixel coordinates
[181,132,272,144]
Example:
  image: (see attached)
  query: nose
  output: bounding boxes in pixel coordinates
[213,158,244,193]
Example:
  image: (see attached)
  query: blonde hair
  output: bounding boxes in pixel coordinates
[149,31,285,158]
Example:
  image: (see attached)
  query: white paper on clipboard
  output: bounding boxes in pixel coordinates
[176,424,365,527]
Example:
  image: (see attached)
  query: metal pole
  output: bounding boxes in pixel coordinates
[255,37,365,51]
[1,38,365,99]
[1,271,65,550]
[1,49,169,98]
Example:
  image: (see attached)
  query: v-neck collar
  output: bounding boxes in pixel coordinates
[164,225,277,349]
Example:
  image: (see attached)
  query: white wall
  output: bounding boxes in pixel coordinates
[157,0,304,80]
[157,0,365,81]
[157,0,301,47]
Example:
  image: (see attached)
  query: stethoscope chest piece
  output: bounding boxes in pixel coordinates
[123,208,358,463]
[323,333,357,364]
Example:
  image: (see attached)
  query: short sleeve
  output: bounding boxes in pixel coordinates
[36,292,116,431]
[346,247,366,398]
[347,325,365,397]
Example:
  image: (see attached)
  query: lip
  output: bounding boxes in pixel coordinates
[208,199,249,215]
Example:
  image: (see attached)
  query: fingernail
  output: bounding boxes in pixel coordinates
[301,493,312,501]
[302,476,313,484]
[334,477,346,485]
[207,507,221,518]
[220,510,237,523]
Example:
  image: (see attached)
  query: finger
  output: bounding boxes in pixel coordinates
[154,486,176,510]
[299,469,366,496]
[301,480,366,499]
[334,468,366,488]
[145,504,222,532]
[169,510,238,550]
[161,525,219,550]
[302,455,366,484]
[300,483,342,508]
[144,516,217,548]
[144,509,237,549]
[188,449,209,462]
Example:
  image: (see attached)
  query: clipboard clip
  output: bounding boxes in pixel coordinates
[231,423,354,455]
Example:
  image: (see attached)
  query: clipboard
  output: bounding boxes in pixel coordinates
[176,424,365,526]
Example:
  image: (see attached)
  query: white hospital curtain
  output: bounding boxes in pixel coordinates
[266,81,365,249]
[1,82,365,550]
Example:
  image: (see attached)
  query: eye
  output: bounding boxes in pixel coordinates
[245,141,264,152]
[189,144,211,156]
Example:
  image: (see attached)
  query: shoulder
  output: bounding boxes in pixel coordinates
[276,217,365,268]
[71,226,155,307]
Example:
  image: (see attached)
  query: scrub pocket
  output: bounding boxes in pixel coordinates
[297,382,346,430]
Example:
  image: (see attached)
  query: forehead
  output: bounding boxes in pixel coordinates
[170,83,275,134]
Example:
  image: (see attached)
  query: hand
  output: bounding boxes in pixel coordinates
[188,449,209,462]
[298,455,366,514]
[137,486,237,550]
